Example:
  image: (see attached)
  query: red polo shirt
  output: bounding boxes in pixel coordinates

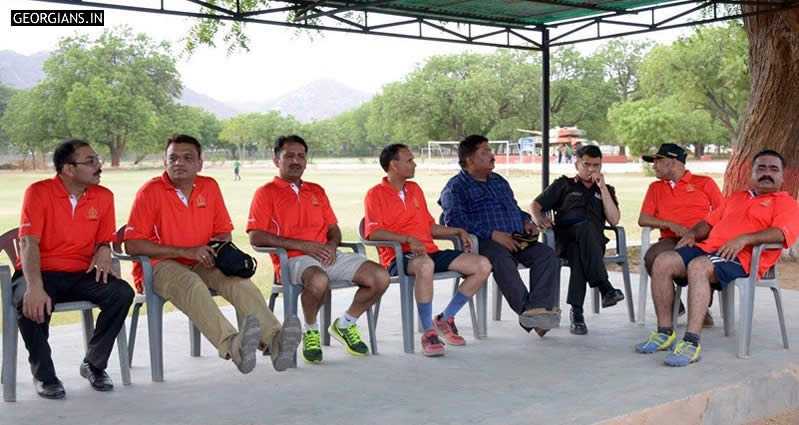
[364,178,438,267]
[697,190,799,278]
[125,172,233,291]
[247,177,338,273]
[640,171,723,239]
[17,176,116,272]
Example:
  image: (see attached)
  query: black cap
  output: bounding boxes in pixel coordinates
[642,143,687,163]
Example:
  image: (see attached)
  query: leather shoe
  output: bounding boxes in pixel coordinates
[79,360,114,391]
[570,308,588,335]
[33,378,65,399]
[601,288,625,308]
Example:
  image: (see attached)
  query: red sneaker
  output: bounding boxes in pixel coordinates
[434,314,466,346]
[421,329,446,357]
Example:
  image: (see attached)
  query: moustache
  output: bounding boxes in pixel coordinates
[94,170,102,177]
[758,176,774,183]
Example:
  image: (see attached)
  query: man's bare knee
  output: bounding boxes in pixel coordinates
[301,268,329,299]
[408,256,434,278]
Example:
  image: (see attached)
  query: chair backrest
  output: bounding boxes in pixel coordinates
[358,217,366,240]
[114,225,127,253]
[0,228,20,267]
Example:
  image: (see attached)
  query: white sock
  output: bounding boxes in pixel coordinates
[337,311,358,329]
[304,322,318,332]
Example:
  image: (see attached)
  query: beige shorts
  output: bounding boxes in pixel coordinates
[286,251,368,284]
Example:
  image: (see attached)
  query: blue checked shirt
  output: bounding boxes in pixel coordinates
[438,169,532,240]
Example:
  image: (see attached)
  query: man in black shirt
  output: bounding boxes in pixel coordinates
[530,145,625,335]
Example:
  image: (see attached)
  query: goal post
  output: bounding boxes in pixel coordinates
[426,140,510,173]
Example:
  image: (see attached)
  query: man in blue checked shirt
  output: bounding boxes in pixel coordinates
[439,135,561,337]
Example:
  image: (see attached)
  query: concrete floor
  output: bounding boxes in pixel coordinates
[2,270,798,425]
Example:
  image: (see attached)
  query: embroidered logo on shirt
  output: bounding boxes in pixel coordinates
[760,198,772,207]
[414,198,420,208]
[685,184,695,192]
[196,195,207,208]
[594,192,602,200]
[87,206,99,221]
[311,195,319,206]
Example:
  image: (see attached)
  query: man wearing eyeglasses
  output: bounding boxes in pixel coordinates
[12,139,134,399]
[124,134,301,375]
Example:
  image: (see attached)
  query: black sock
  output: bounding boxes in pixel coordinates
[597,281,613,296]
[683,332,701,346]
[657,327,674,335]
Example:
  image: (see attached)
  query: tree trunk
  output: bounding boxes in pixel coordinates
[692,143,704,159]
[724,7,799,198]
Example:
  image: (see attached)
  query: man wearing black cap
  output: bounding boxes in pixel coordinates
[638,143,723,327]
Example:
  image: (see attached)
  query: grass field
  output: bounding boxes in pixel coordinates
[0,160,723,329]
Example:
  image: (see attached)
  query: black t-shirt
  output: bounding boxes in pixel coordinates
[535,175,619,253]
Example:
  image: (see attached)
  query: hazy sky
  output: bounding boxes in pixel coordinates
[2,0,692,103]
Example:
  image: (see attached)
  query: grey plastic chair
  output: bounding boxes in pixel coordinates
[672,243,788,358]
[1,228,131,402]
[112,226,235,382]
[255,242,377,365]
[357,218,487,354]
[539,225,635,322]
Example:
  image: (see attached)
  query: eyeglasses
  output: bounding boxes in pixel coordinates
[71,158,102,167]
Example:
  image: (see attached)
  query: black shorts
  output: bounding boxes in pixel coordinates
[388,249,463,276]
[675,246,748,290]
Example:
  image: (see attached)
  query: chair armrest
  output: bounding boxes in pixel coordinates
[111,250,156,295]
[607,226,628,257]
[0,264,12,306]
[251,245,293,286]
[750,243,785,278]
[358,237,407,278]
[339,241,366,256]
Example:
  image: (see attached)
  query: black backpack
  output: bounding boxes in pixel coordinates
[208,240,258,279]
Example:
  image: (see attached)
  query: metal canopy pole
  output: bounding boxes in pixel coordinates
[541,28,551,189]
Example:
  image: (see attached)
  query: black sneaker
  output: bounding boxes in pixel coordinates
[33,377,65,399]
[601,288,625,308]
[570,308,588,335]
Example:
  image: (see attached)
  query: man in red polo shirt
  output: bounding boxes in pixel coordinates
[639,143,723,327]
[13,139,134,399]
[248,135,389,365]
[124,134,301,375]
[364,144,492,357]
[635,150,799,366]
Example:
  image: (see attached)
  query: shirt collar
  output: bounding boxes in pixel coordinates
[380,176,407,194]
[52,175,92,200]
[272,176,303,190]
[159,171,197,191]
[458,169,498,184]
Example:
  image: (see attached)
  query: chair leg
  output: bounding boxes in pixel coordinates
[671,286,682,329]
[268,292,278,312]
[2,296,18,402]
[737,281,756,359]
[475,281,488,339]
[770,286,789,349]
[722,285,735,337]
[491,276,502,321]
[366,304,378,355]
[591,287,600,314]
[115,325,131,385]
[147,297,165,382]
[283,284,301,368]
[637,264,649,325]
[622,261,635,322]
[373,298,382,328]
[128,302,142,367]
[80,309,95,353]
[189,320,202,357]
[321,289,332,346]
[399,279,415,353]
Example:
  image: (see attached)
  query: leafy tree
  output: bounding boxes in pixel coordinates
[0,87,57,169]
[0,83,15,148]
[39,26,181,166]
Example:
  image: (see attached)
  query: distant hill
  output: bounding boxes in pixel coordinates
[0,50,372,121]
[232,79,373,122]
[0,50,47,89]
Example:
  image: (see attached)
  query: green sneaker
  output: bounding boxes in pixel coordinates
[301,329,323,364]
[634,331,676,354]
[664,340,702,367]
[329,318,369,356]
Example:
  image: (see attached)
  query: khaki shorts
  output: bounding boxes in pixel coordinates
[286,251,368,284]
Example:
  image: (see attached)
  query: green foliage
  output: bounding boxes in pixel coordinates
[0,83,16,148]
[608,22,747,156]
[0,87,58,168]
[219,111,300,158]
